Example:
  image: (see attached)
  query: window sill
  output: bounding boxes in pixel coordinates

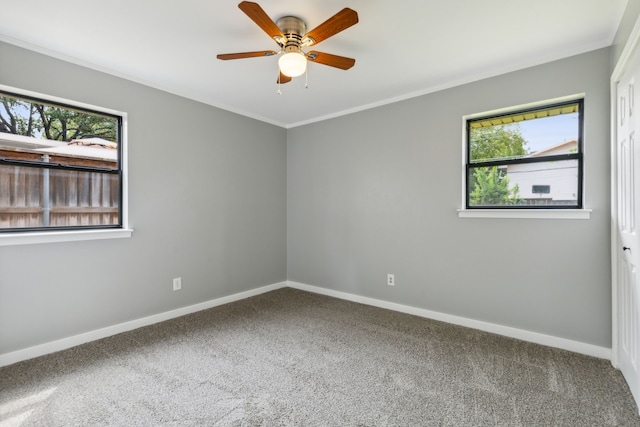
[457,209,591,219]
[0,228,134,246]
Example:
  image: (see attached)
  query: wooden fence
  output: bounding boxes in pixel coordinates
[0,148,119,229]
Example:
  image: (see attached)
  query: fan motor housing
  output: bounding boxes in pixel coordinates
[276,16,311,49]
[276,16,306,36]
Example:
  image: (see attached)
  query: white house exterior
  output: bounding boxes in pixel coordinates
[506,140,578,205]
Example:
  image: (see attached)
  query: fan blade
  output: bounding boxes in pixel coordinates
[307,51,355,70]
[238,1,285,41]
[304,8,358,46]
[217,50,277,60]
[277,72,292,84]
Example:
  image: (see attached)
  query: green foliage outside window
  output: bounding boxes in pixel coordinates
[469,166,521,206]
[468,124,527,206]
[469,124,528,162]
[0,93,117,143]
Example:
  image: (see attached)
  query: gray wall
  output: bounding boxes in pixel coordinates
[0,42,287,355]
[612,0,640,68]
[287,48,612,347]
[0,40,616,356]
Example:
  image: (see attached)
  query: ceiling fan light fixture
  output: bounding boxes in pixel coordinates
[279,51,307,77]
[218,3,359,85]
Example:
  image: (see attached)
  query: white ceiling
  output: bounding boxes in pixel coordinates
[0,0,628,128]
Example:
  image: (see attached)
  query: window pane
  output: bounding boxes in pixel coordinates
[469,103,580,163]
[0,165,120,230]
[0,92,118,170]
[468,159,579,207]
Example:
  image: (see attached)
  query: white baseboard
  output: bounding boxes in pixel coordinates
[1,279,611,367]
[0,281,288,368]
[287,281,612,360]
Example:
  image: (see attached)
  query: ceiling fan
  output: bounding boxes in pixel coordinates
[217,1,358,84]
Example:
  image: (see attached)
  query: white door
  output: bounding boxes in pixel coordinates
[615,43,640,412]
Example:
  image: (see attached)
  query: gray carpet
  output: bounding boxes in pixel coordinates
[1,287,638,426]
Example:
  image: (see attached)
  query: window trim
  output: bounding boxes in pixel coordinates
[0,84,132,245]
[457,208,591,220]
[0,228,133,246]
[458,94,591,219]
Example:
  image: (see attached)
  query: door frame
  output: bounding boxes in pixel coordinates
[611,14,640,372]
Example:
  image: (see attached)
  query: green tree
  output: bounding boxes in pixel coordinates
[468,124,528,206]
[469,166,521,206]
[470,124,528,161]
[0,94,117,142]
[0,97,41,137]
[34,104,117,141]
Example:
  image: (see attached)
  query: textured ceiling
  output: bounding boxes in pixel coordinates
[0,0,628,128]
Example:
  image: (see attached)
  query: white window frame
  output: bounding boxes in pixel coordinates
[458,94,591,220]
[0,84,132,246]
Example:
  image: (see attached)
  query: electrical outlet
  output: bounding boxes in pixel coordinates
[387,274,395,286]
[173,277,182,291]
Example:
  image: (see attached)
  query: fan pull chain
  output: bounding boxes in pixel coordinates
[277,72,282,95]
[305,66,309,89]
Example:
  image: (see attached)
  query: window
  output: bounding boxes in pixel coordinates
[532,185,551,194]
[0,88,126,236]
[465,98,583,210]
